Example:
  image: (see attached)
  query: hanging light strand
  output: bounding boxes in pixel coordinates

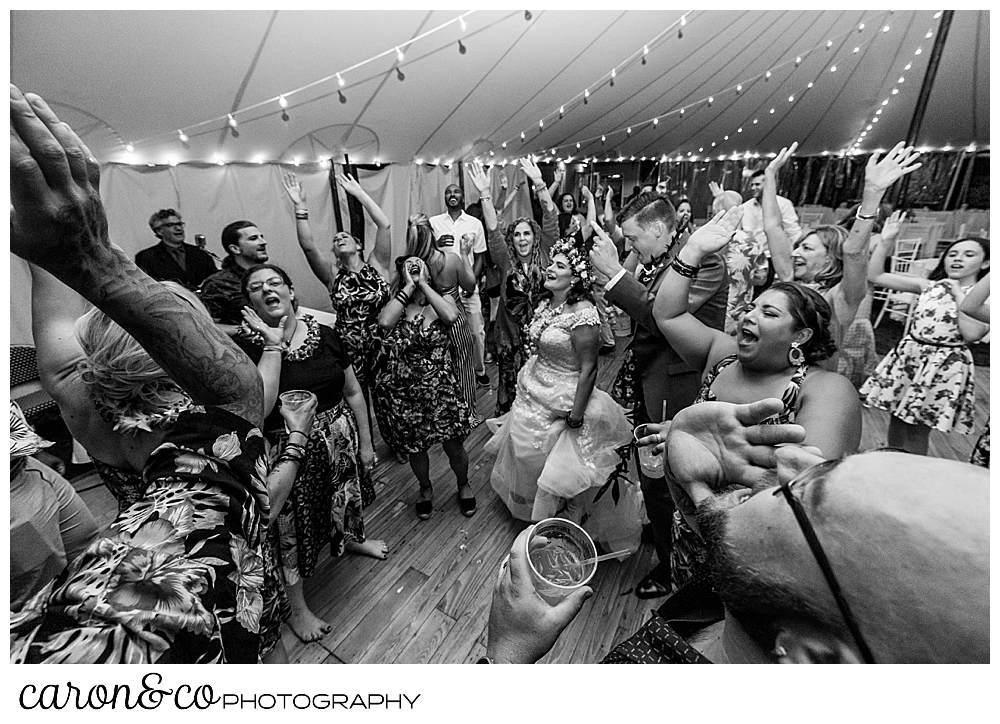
[124,11,478,151]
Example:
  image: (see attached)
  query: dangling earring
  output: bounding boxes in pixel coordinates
[788,341,805,366]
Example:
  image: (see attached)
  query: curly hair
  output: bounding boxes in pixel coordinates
[768,282,837,364]
[74,281,205,434]
[503,217,548,294]
[540,238,595,306]
[795,225,850,291]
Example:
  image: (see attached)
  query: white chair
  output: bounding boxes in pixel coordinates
[873,254,921,333]
[871,238,922,310]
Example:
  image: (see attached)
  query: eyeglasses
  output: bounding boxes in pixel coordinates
[246,277,286,293]
[773,458,877,664]
[155,221,185,231]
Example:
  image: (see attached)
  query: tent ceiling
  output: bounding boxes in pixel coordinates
[11,9,989,167]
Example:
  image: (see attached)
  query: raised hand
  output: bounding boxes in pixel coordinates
[684,206,743,260]
[580,185,593,199]
[241,307,289,347]
[282,172,306,206]
[468,160,491,195]
[708,181,723,198]
[765,142,798,177]
[335,171,364,198]
[864,142,922,193]
[588,220,623,282]
[881,209,905,242]
[519,157,543,185]
[10,87,106,273]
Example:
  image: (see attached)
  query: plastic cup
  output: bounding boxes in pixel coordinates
[279,389,316,412]
[525,518,598,605]
[634,423,664,478]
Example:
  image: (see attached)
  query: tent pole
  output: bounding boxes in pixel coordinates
[893,10,955,206]
[955,149,978,209]
[943,150,966,210]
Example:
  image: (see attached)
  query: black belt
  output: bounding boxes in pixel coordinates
[905,333,967,349]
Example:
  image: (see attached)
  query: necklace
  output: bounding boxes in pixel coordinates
[527,299,567,347]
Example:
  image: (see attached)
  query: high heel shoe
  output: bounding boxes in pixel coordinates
[457,484,477,517]
[416,485,433,520]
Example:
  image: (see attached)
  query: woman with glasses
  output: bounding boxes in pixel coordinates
[237,263,386,644]
[634,207,863,592]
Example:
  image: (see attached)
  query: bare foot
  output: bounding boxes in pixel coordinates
[344,538,388,560]
[287,610,331,643]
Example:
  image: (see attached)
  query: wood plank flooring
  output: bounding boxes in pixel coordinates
[71,336,991,664]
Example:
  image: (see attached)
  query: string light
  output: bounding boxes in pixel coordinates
[338,90,347,104]
[827,40,833,48]
[337,73,345,87]
[524,10,532,21]
[227,114,239,138]
[765,71,771,81]
[653,117,658,126]
[278,95,288,109]
[459,16,467,32]
[642,45,648,65]
[125,143,134,153]
[177,130,188,143]
[520,132,526,140]
[396,66,405,81]
[601,135,606,144]
[707,96,713,106]
[458,39,467,54]
[395,46,405,62]
[559,106,564,118]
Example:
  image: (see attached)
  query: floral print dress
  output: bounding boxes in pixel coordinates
[11,407,275,664]
[372,313,470,455]
[860,280,976,434]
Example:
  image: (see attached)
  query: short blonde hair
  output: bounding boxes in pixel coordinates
[74,282,207,433]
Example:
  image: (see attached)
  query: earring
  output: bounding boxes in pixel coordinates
[788,341,805,366]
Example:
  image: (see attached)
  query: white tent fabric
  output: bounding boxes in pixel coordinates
[10,9,989,166]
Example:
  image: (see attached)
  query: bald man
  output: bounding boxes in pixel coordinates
[485,399,989,664]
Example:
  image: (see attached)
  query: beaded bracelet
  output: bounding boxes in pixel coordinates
[671,258,700,279]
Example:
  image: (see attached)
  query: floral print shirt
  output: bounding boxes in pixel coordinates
[11,406,271,664]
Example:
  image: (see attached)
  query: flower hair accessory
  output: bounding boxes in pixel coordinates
[550,238,593,285]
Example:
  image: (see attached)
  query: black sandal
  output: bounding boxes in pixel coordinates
[416,486,433,520]
[457,485,477,517]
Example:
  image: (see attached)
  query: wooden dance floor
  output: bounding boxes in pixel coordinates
[72,336,990,664]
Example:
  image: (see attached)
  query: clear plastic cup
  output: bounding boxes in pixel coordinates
[634,423,664,478]
[525,518,598,605]
[279,389,316,412]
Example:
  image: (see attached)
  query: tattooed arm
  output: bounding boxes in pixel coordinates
[10,85,263,426]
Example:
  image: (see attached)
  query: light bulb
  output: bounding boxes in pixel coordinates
[178,130,188,143]
[395,46,405,62]
[279,95,288,109]
[337,73,345,87]
[126,143,134,153]
[459,16,467,32]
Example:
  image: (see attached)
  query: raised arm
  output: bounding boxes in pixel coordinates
[652,208,743,372]
[520,157,554,214]
[762,143,796,282]
[337,171,392,278]
[837,143,923,310]
[10,87,263,426]
[867,231,928,294]
[468,160,498,232]
[580,186,596,244]
[282,172,335,287]
[547,165,564,200]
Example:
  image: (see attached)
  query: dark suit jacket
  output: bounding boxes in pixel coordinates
[135,242,218,290]
[606,242,728,423]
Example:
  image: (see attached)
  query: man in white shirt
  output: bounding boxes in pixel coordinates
[737,170,802,247]
[430,184,490,389]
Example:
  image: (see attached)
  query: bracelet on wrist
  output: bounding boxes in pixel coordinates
[287,430,309,441]
[262,344,285,354]
[394,290,412,306]
[855,209,878,221]
[480,194,493,201]
[671,258,700,279]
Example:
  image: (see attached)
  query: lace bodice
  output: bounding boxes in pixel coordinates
[526,302,600,373]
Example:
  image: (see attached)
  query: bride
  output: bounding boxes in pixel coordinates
[485,238,642,553]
